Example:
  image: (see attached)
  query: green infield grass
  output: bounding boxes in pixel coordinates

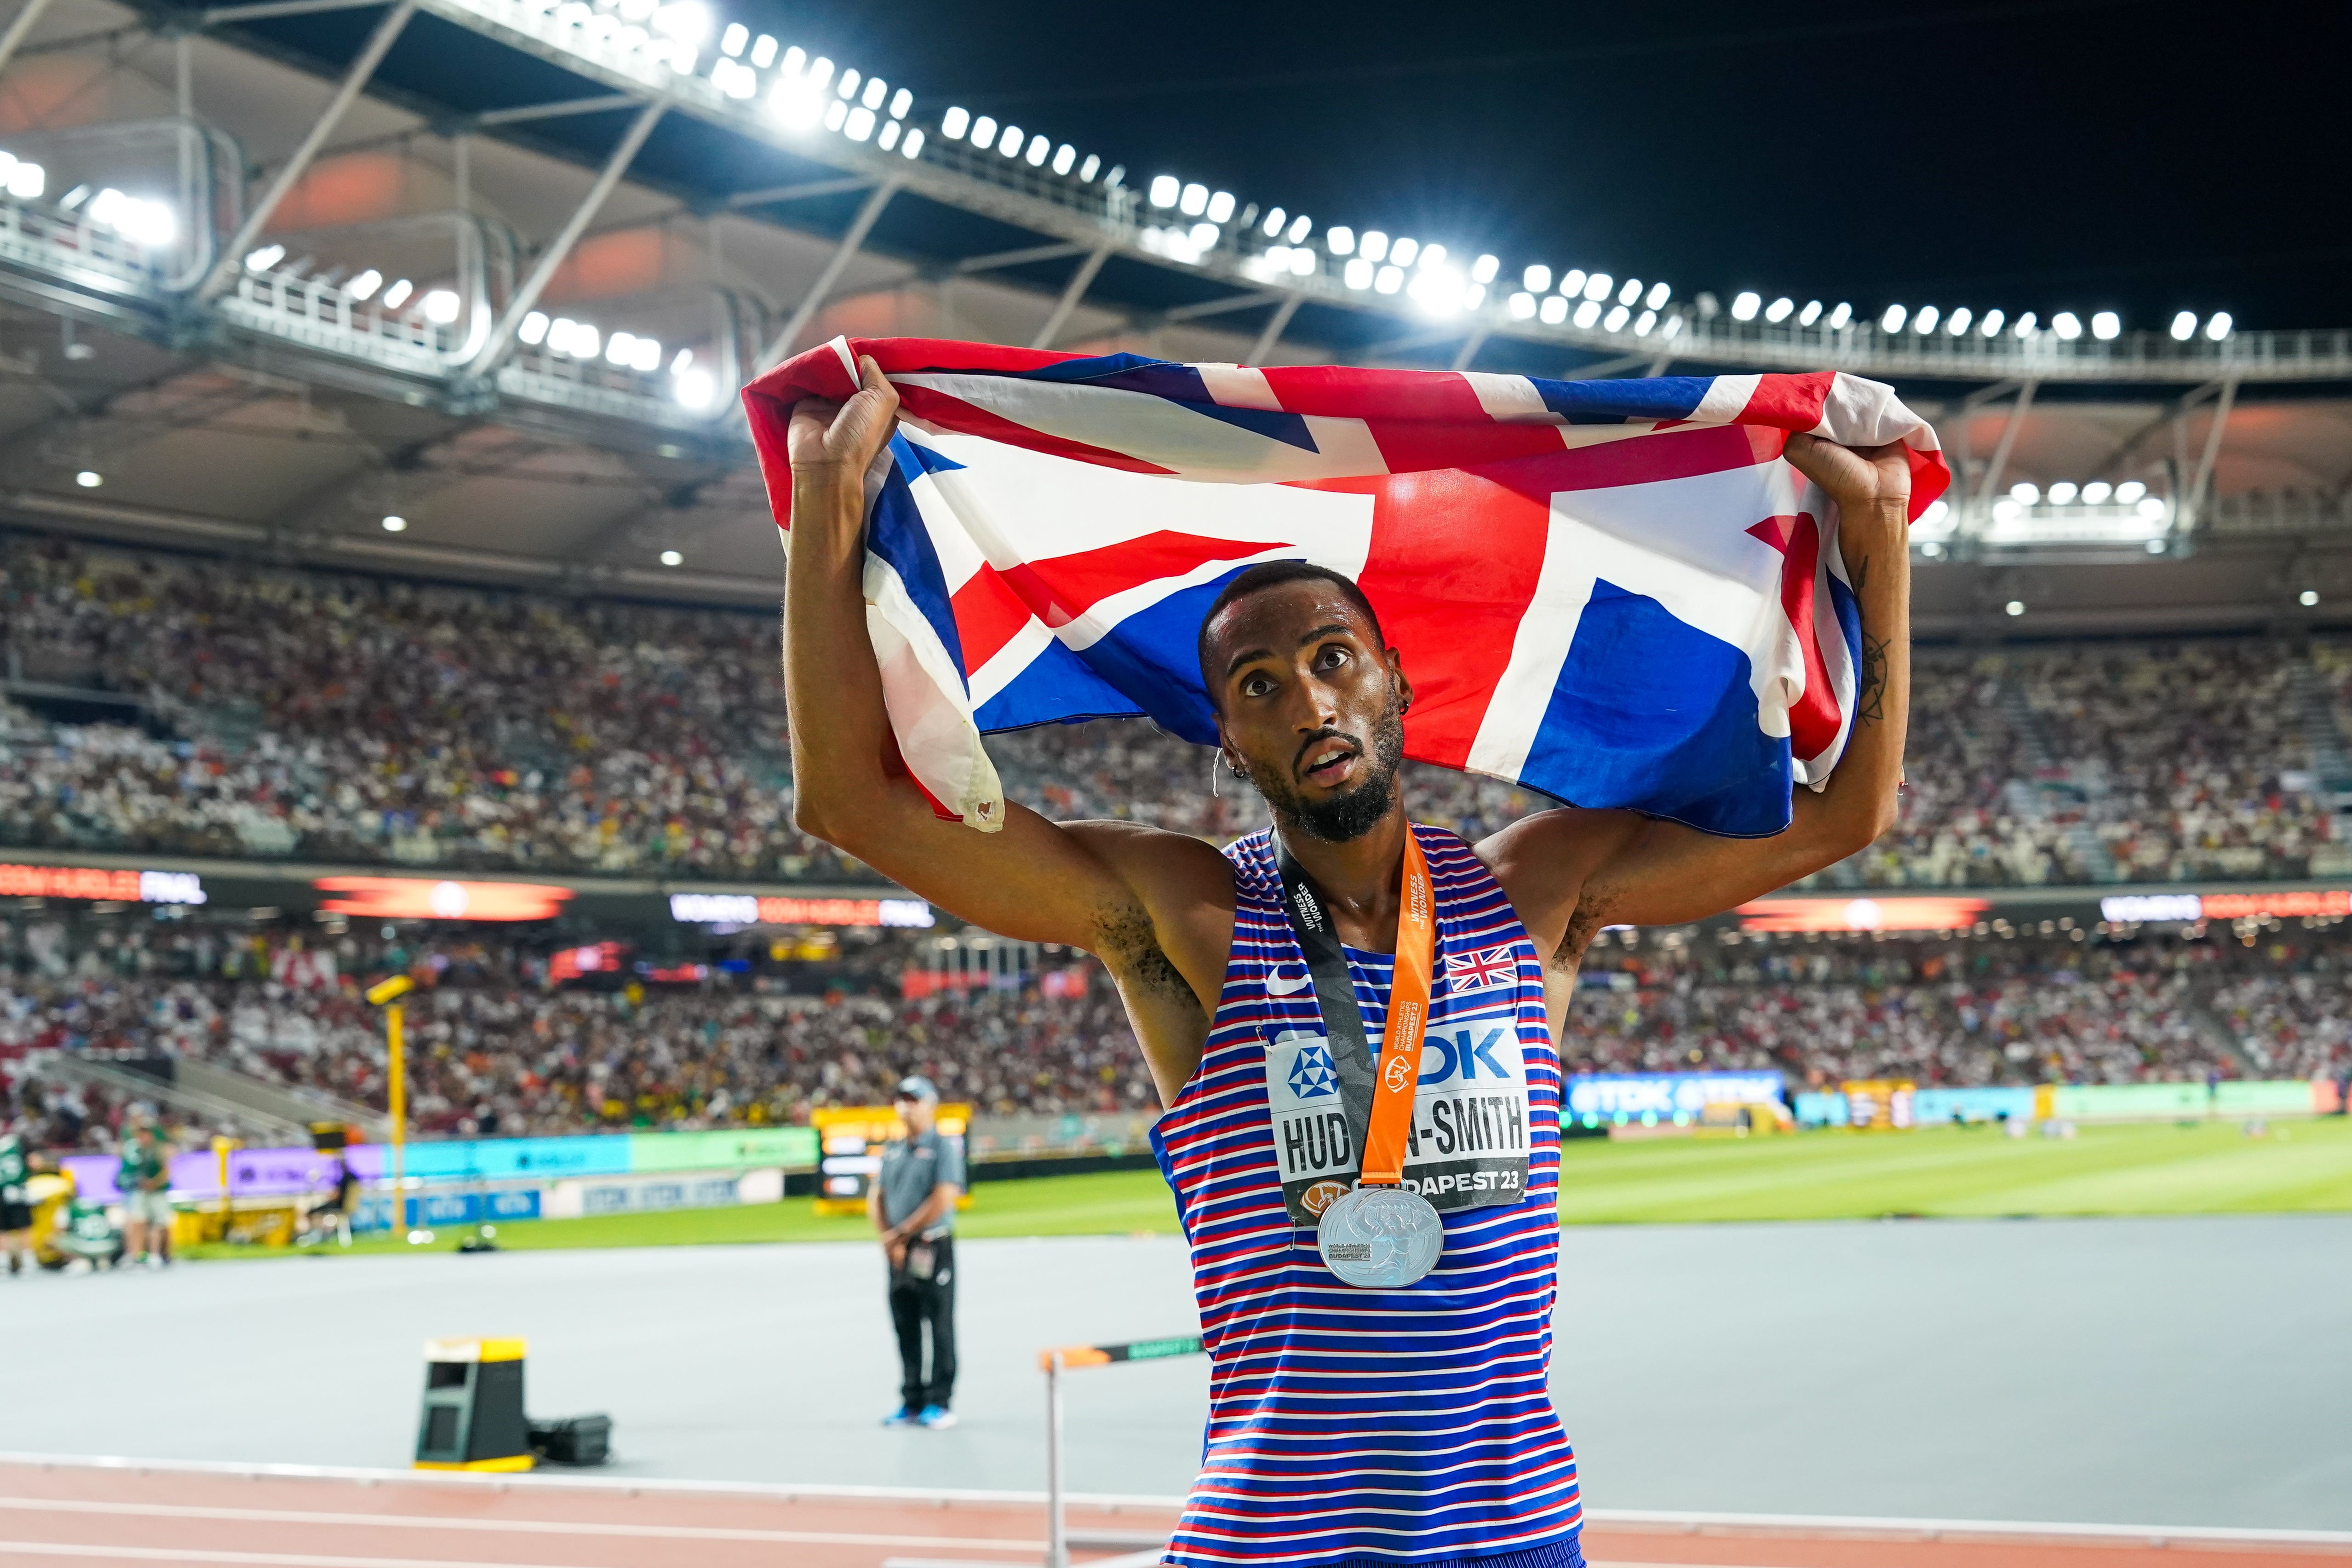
[178,1115,2352,1261]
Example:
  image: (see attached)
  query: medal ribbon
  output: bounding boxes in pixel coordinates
[1272,828,1438,1189]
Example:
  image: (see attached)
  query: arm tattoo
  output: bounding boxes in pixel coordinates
[1093,902,1200,1012]
[1856,632,1889,726]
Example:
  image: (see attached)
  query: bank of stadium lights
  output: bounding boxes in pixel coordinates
[2171,310,2234,342]
[0,150,44,199]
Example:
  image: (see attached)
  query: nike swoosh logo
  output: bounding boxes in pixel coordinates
[1266,967,1314,996]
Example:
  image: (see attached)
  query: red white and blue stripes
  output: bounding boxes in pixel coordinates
[745,338,1947,839]
[1148,825,1578,1568]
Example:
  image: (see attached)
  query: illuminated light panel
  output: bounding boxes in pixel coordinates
[314,876,574,921]
[0,864,207,903]
[668,892,935,926]
[1737,896,1991,932]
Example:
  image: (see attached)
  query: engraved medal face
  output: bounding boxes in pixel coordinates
[1315,1184,1444,1288]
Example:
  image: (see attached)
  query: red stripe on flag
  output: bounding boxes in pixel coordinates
[1735,371,1837,431]
[949,563,1036,674]
[998,531,1289,632]
[1360,419,1568,476]
[1328,471,1555,771]
[1256,366,1492,421]
[1746,512,1842,760]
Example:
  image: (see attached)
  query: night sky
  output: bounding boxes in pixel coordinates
[711,0,2342,332]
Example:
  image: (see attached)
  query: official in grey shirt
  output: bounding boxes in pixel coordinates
[872,1075,965,1428]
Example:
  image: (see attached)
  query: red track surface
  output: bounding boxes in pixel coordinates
[2,1461,2346,1568]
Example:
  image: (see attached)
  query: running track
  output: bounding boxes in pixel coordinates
[2,1459,2347,1568]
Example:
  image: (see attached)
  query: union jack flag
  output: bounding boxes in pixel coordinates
[745,337,1947,836]
[1442,944,1521,993]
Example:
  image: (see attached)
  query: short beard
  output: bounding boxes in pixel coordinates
[1251,689,1407,844]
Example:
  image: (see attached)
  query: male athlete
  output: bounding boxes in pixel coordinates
[783,359,1910,1568]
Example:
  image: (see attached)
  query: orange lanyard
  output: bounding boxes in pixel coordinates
[1360,831,1435,1186]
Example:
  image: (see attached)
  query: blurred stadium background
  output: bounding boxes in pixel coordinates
[0,0,2349,1559]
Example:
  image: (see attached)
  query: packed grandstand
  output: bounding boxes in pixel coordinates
[6,528,2352,1158]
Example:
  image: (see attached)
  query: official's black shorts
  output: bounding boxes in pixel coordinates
[0,1201,33,1233]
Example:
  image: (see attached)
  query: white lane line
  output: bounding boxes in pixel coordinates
[0,1544,597,1568]
[0,1500,1038,1553]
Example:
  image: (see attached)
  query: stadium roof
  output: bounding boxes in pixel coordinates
[0,0,2346,636]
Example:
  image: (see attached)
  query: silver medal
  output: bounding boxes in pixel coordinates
[1315,1183,1444,1288]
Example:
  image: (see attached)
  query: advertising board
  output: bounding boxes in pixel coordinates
[1563,1071,1784,1125]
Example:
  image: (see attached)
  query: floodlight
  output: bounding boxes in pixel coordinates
[629,336,661,372]
[1603,304,1629,332]
[1022,134,1045,165]
[422,289,460,324]
[1582,273,1611,303]
[1464,283,1486,310]
[2014,311,2036,338]
[1763,296,1792,323]
[2052,311,2082,339]
[718,21,745,54]
[1360,230,1388,263]
[1374,264,1403,295]
[650,0,708,42]
[1730,291,1760,322]
[2091,310,2120,340]
[1993,500,2022,522]
[1946,307,1971,335]
[1618,279,1641,306]
[845,107,875,141]
[1645,282,1671,309]
[5,161,40,199]
[1880,304,1906,332]
[877,120,900,150]
[1559,269,1586,297]
[804,56,833,89]
[1149,175,1178,208]
[673,368,715,408]
[1419,244,1444,267]
[771,76,824,127]
[244,243,286,271]
[941,106,969,138]
[2135,497,2166,519]
[890,89,912,118]
[1524,264,1552,293]
[1178,182,1207,216]
[1079,154,1101,181]
[1827,302,1852,328]
[998,124,1023,156]
[1913,305,1939,334]
[1390,236,1418,267]
[346,269,383,301]
[1920,500,1949,528]
[2010,482,2039,505]
[1572,299,1601,328]
[660,550,683,566]
[2048,482,2077,505]
[1051,144,1074,175]
[2082,482,2112,504]
[573,323,601,359]
[862,77,887,111]
[381,279,413,309]
[2170,311,2196,342]
[518,310,550,345]
[2115,481,2146,504]
[749,34,775,65]
[2145,539,2166,555]
[75,470,102,488]
[1634,310,1656,336]
[1206,190,1234,222]
[1286,215,1311,242]
[2204,312,2232,341]
[2005,600,2025,617]
[900,128,924,157]
[837,70,860,100]
[2301,590,2319,607]
[1344,258,1373,290]
[1472,254,1499,284]
[671,348,694,373]
[971,114,997,146]
[1328,226,1355,255]
[781,45,805,73]
[1189,222,1217,250]
[823,99,847,132]
[1980,309,2004,337]
[1539,294,1567,325]
[1796,299,1822,326]
[381,514,406,531]
[1262,207,1286,237]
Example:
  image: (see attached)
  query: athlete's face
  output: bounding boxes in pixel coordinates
[1205,580,1410,843]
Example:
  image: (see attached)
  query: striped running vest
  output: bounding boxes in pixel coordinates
[1150,824,1581,1568]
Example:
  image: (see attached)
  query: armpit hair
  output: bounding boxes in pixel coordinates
[1091,901,1199,1010]
[1552,890,1623,971]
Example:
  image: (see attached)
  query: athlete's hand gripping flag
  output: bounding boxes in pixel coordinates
[745,337,1947,836]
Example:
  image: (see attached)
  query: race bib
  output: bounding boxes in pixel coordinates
[1264,1006,1532,1224]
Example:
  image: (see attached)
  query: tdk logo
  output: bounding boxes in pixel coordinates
[1417,1027,1512,1086]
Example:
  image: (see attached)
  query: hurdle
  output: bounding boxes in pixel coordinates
[1036,1335,1203,1568]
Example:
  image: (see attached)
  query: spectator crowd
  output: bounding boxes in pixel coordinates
[4,534,2345,888]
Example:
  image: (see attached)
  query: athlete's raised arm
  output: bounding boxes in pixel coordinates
[780,360,1233,1080]
[1482,432,1913,961]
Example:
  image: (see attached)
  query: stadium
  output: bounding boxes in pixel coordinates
[0,1,2347,1566]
